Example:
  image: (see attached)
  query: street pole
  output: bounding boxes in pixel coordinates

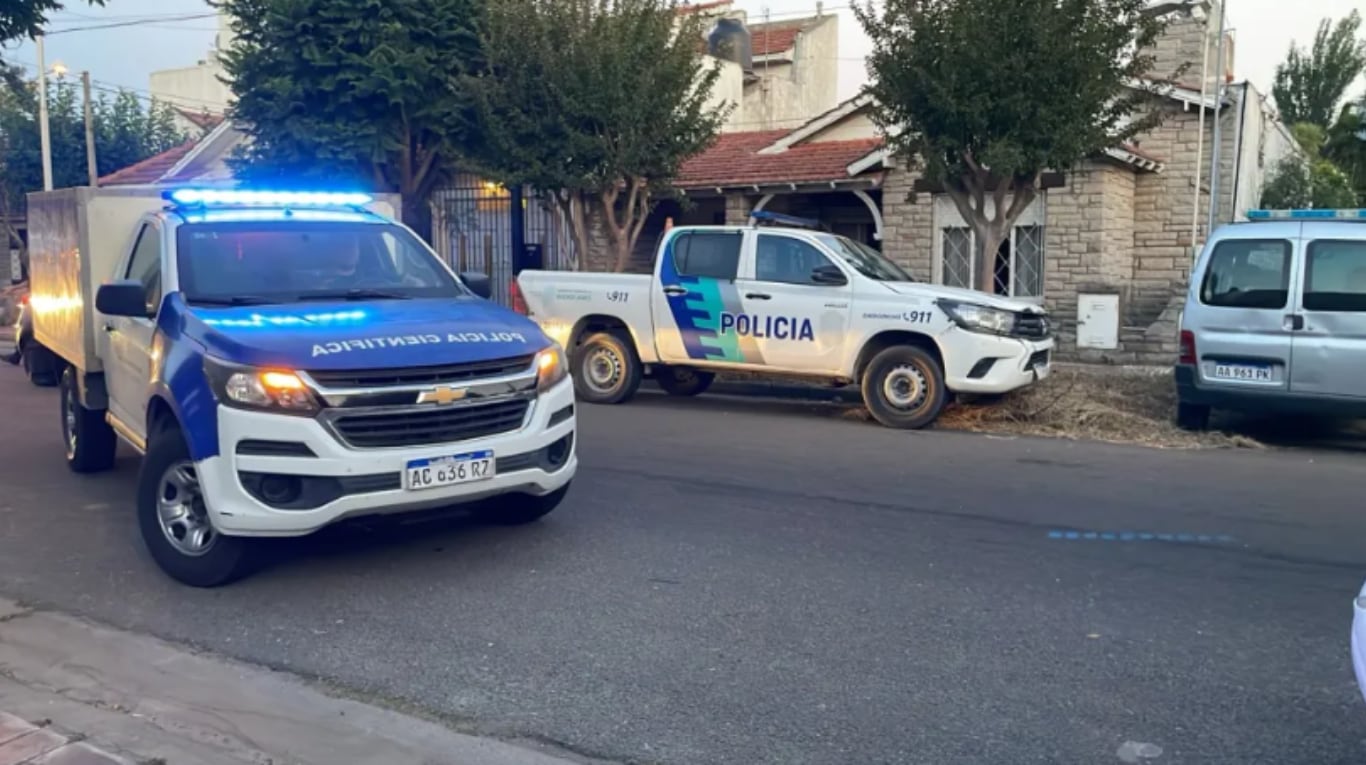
[81,71,98,187]
[1205,1,1229,232]
[36,35,53,191]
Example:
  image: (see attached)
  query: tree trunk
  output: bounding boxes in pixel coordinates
[402,195,434,245]
[944,168,1039,296]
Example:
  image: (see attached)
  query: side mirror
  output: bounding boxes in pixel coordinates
[96,280,150,317]
[460,271,492,300]
[811,265,848,286]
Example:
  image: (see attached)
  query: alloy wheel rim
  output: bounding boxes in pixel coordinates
[157,461,217,557]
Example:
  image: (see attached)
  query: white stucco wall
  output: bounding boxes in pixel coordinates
[148,12,234,114]
[740,15,839,130]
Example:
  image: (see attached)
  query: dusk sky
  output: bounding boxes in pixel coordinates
[3,0,1364,111]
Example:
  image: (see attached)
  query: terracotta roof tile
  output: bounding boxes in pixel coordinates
[748,18,824,55]
[98,140,200,186]
[678,131,883,189]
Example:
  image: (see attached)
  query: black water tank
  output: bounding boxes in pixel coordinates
[707,18,754,76]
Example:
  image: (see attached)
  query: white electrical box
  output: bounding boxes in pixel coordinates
[1077,293,1120,350]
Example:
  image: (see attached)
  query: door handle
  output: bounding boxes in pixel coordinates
[662,285,687,297]
[1285,314,1305,331]
[745,292,772,300]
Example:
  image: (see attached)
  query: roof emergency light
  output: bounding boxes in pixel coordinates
[1246,209,1366,220]
[164,188,373,208]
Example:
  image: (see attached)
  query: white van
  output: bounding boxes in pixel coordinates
[1175,209,1366,430]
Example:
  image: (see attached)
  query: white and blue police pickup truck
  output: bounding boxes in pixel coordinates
[516,214,1053,429]
[27,186,576,587]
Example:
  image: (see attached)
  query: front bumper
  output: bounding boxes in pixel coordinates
[196,378,577,537]
[943,330,1054,394]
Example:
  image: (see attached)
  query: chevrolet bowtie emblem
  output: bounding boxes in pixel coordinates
[417,386,468,405]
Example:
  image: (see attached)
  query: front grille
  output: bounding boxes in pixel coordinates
[1013,313,1050,340]
[307,355,535,389]
[1027,350,1050,370]
[331,399,531,448]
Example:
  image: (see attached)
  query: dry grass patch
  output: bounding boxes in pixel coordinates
[931,365,1262,449]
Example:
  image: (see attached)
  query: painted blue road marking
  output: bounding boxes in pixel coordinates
[1047,529,1236,544]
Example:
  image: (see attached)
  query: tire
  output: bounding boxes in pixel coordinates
[474,484,571,526]
[23,343,58,387]
[137,429,255,587]
[656,366,715,397]
[1176,402,1211,431]
[860,345,948,430]
[572,331,642,404]
[59,367,117,473]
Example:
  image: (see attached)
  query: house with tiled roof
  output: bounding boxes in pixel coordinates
[99,120,248,188]
[660,0,1299,364]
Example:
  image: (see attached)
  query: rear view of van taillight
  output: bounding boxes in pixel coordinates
[509,280,528,315]
[1178,329,1197,365]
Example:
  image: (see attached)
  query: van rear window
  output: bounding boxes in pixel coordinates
[1304,240,1366,312]
[1199,239,1292,309]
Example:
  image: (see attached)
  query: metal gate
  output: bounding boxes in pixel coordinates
[430,174,577,307]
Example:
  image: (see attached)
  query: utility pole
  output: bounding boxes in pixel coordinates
[81,72,98,187]
[1205,1,1229,232]
[36,35,53,191]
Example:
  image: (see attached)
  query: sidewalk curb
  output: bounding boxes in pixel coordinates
[0,597,600,765]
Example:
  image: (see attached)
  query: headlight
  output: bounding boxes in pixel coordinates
[535,342,567,393]
[203,356,319,415]
[938,299,1016,336]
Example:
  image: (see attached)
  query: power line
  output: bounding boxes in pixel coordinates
[45,13,218,36]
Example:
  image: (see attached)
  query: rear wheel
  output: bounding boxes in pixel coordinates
[656,366,715,397]
[860,345,947,430]
[1176,402,1211,431]
[60,367,117,473]
[473,484,571,526]
[137,429,255,587]
[572,331,642,404]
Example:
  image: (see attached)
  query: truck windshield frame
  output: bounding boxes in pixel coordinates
[813,233,915,283]
[175,221,468,307]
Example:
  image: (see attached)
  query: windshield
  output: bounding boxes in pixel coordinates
[814,233,915,282]
[175,222,465,306]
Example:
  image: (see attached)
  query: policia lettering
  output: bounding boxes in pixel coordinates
[719,312,815,341]
[312,331,526,357]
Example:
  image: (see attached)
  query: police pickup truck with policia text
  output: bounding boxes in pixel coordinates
[26,186,576,587]
[515,214,1053,429]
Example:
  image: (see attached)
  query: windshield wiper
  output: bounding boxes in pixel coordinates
[298,289,413,301]
[189,295,280,306]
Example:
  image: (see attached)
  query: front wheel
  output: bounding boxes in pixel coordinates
[860,346,948,429]
[656,366,715,397]
[572,331,642,404]
[137,430,256,587]
[59,366,117,473]
[473,484,571,526]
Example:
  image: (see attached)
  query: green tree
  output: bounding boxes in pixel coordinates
[1272,11,1366,129]
[1325,100,1366,204]
[467,0,726,272]
[1259,155,1359,209]
[0,79,185,237]
[1290,122,1328,156]
[855,0,1170,294]
[214,0,484,242]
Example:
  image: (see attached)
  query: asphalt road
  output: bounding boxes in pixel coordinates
[1,363,1365,765]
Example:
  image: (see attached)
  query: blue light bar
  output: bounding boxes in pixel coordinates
[749,210,823,229]
[1246,209,1366,220]
[164,188,373,208]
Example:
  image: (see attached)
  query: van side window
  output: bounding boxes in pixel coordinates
[1199,239,1291,309]
[1304,240,1366,312]
[125,224,163,316]
[673,232,742,280]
